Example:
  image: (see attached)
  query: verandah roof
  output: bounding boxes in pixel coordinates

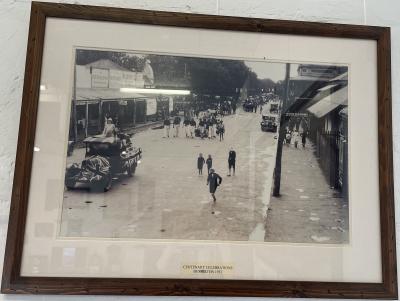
[75,88,147,102]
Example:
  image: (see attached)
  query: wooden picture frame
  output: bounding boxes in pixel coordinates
[1,1,396,298]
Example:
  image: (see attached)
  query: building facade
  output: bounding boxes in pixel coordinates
[287,64,348,196]
[71,59,173,140]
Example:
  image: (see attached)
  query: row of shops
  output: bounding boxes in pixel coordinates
[306,73,348,196]
[285,64,348,197]
[70,59,171,140]
[71,89,172,140]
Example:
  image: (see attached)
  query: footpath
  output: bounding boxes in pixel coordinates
[125,120,163,135]
[264,140,349,244]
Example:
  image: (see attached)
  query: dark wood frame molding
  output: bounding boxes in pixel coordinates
[1,2,397,298]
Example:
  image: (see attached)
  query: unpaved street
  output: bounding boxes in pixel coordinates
[61,110,278,241]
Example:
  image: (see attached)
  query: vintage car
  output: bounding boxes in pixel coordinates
[65,134,142,192]
[269,102,280,114]
[243,101,254,112]
[261,114,278,132]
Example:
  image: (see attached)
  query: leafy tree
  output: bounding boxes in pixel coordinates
[146,54,188,87]
[147,55,255,96]
[186,58,250,95]
[76,49,145,71]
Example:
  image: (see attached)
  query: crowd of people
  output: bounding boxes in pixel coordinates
[284,128,307,148]
[192,100,237,117]
[163,111,226,141]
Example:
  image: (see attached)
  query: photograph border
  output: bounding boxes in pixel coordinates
[1,2,396,298]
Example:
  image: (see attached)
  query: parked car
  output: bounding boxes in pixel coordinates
[261,114,278,132]
[65,133,142,192]
[269,102,280,114]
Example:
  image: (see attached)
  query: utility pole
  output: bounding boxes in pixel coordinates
[85,102,89,138]
[72,56,78,143]
[273,63,291,196]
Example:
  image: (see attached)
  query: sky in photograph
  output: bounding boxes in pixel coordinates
[245,61,299,82]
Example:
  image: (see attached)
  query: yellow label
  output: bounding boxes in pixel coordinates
[181,264,234,275]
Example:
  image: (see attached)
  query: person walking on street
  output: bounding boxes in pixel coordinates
[207,119,212,139]
[189,118,196,138]
[207,168,222,202]
[217,122,225,141]
[197,153,205,175]
[209,117,215,138]
[163,118,171,138]
[199,118,205,139]
[183,118,190,138]
[228,147,236,176]
[173,116,181,138]
[206,155,213,174]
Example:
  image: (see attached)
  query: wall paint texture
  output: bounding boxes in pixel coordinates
[0,0,399,300]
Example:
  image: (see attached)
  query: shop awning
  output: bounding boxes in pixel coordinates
[289,75,333,82]
[307,86,347,118]
[318,84,337,92]
[75,88,146,102]
[330,72,348,82]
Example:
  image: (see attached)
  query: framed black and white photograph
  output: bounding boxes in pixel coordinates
[61,48,350,245]
[1,2,396,298]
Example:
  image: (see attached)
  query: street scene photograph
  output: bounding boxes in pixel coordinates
[60,48,349,244]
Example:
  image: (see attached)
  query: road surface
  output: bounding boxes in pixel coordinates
[61,110,278,241]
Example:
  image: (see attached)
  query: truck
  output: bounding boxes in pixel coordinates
[65,133,142,192]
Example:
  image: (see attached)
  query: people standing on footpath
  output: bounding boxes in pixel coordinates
[228,147,236,176]
[301,131,307,148]
[206,155,213,175]
[292,130,300,148]
[207,168,222,202]
[163,118,171,138]
[173,116,181,138]
[285,129,291,146]
[197,153,205,175]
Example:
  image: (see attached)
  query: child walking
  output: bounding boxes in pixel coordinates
[206,155,213,174]
[197,153,205,175]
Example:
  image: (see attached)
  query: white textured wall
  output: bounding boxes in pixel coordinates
[0,0,399,300]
